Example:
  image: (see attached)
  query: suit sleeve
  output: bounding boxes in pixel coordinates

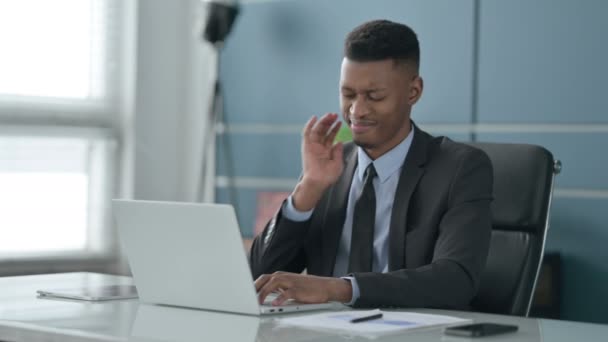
[249,201,310,278]
[352,148,493,309]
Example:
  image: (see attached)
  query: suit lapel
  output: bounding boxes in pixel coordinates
[320,146,358,276]
[388,125,430,271]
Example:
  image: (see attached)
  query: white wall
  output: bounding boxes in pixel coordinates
[132,0,216,202]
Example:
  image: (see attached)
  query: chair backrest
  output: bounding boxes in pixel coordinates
[468,142,559,316]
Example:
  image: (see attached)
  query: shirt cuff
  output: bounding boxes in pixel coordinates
[281,195,314,222]
[340,276,360,306]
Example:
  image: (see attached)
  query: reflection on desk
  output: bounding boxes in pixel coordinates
[130,304,260,342]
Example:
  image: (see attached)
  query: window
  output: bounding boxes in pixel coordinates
[0,132,115,257]
[0,0,129,263]
[0,0,117,103]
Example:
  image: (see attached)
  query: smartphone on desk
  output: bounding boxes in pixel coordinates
[444,323,518,337]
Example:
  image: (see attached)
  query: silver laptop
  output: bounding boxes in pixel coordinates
[113,199,335,315]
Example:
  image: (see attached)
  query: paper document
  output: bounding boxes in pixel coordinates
[277,309,471,337]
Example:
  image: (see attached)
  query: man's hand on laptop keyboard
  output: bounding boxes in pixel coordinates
[254,272,352,306]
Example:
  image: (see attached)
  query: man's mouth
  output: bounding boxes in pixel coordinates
[350,120,375,134]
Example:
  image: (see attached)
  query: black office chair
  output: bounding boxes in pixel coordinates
[468,142,561,316]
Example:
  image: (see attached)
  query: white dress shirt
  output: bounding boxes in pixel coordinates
[283,126,414,304]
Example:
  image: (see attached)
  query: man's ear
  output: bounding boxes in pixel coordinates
[408,76,423,106]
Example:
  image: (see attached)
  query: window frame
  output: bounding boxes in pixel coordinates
[0,125,119,273]
[0,0,133,275]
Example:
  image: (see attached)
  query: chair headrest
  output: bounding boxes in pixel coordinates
[468,142,555,234]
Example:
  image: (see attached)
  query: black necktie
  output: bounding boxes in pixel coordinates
[348,163,377,273]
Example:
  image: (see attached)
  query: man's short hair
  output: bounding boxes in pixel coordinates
[344,19,420,71]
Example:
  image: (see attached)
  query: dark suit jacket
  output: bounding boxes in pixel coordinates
[250,124,493,309]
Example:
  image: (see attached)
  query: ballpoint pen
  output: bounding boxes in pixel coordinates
[350,310,383,323]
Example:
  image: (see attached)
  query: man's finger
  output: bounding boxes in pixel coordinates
[310,113,338,141]
[254,274,271,292]
[325,120,342,146]
[302,116,317,139]
[272,288,294,306]
[258,277,289,305]
[257,284,273,305]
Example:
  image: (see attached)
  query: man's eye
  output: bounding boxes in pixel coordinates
[342,93,355,99]
[368,95,385,101]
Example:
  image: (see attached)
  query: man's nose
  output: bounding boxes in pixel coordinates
[349,97,370,117]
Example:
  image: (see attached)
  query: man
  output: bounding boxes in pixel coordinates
[250,20,493,309]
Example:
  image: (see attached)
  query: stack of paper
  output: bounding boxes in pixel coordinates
[277,309,471,337]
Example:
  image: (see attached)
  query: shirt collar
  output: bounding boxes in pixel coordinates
[356,124,415,184]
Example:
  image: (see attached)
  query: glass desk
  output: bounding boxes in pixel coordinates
[0,272,605,342]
